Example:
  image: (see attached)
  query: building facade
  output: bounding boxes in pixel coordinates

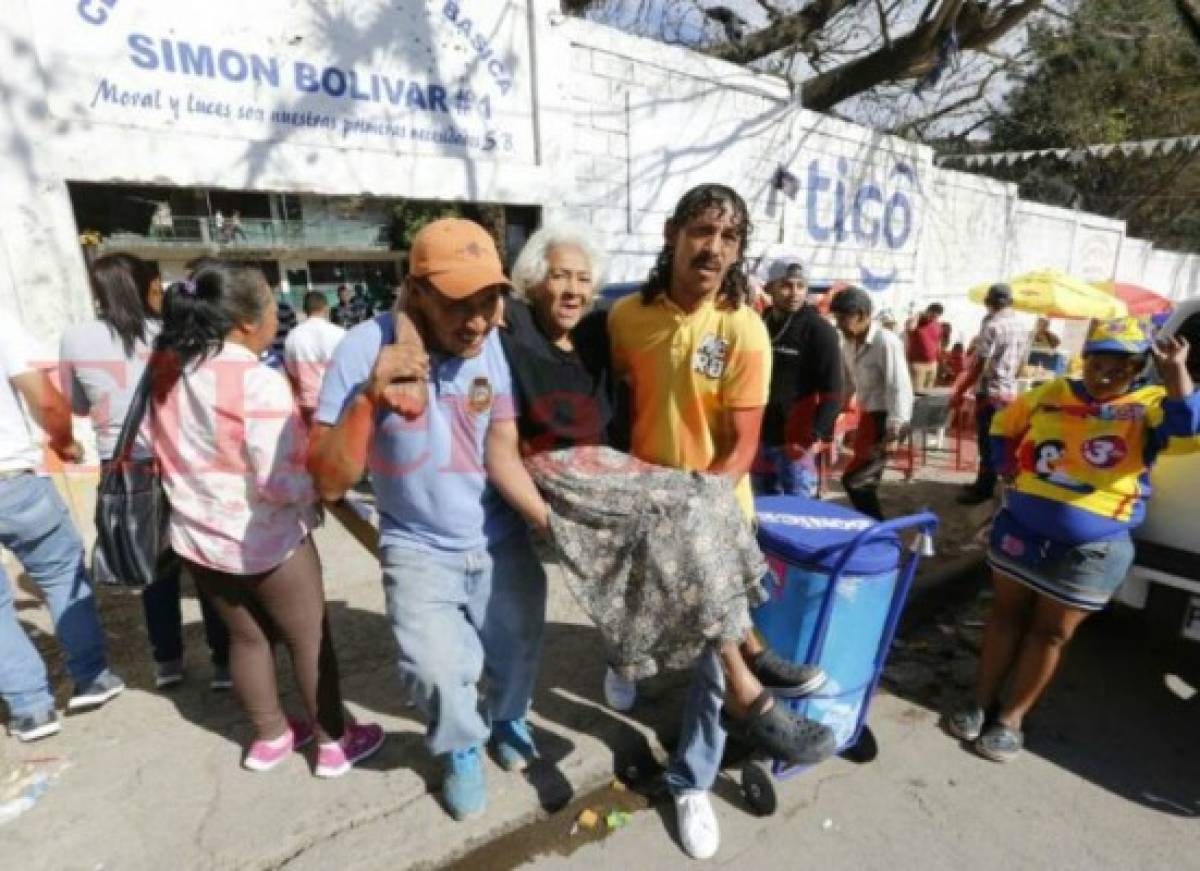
[1,1,1196,343]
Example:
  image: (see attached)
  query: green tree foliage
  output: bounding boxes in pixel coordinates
[984,0,1200,250]
[388,199,463,251]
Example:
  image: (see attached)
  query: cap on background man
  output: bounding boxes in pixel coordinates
[765,259,806,285]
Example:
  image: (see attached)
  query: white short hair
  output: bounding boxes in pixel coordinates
[510,223,606,300]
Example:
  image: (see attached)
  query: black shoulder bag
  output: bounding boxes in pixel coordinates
[94,367,173,587]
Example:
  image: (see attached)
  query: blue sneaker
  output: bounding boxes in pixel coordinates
[442,746,486,820]
[490,718,539,772]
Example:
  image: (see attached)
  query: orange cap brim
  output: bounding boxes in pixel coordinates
[424,265,512,300]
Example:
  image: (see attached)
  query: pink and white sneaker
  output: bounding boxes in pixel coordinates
[243,718,315,772]
[315,723,385,778]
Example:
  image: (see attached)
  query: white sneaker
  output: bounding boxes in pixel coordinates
[674,790,720,860]
[603,667,637,712]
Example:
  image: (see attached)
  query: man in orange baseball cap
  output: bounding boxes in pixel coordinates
[309,218,551,821]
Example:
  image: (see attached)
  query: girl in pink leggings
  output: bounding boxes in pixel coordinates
[149,262,383,775]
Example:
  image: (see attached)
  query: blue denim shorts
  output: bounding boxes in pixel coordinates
[986,510,1135,611]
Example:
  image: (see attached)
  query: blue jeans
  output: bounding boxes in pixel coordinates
[380,532,547,756]
[665,645,726,795]
[0,474,111,717]
[752,445,819,498]
[141,552,230,667]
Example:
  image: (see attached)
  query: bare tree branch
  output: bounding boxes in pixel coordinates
[566,1,1046,116]
[800,0,1043,110]
[960,1,1046,51]
[930,0,966,33]
[752,0,788,22]
[918,0,943,24]
[874,0,893,49]
[953,113,997,138]
[707,0,866,64]
[703,6,751,43]
[895,63,1009,138]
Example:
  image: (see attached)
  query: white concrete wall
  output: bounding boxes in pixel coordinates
[1071,214,1125,282]
[914,168,1015,341]
[1008,201,1077,274]
[560,20,931,317]
[0,6,1195,349]
[1115,237,1153,283]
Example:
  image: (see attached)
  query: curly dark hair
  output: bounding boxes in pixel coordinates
[641,183,754,309]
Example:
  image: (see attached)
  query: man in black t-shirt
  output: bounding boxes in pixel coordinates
[754,261,843,497]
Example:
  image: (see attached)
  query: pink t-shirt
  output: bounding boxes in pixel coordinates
[149,343,318,574]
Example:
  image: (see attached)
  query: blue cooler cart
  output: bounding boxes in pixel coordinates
[739,496,938,815]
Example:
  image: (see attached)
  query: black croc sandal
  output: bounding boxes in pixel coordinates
[723,692,837,765]
[750,650,828,698]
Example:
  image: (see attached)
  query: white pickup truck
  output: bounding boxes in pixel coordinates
[1115,298,1200,642]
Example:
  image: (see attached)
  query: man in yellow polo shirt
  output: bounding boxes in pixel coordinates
[609,253,768,518]
[608,183,832,860]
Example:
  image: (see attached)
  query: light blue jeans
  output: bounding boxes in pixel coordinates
[0,474,111,717]
[381,531,547,756]
[665,645,727,795]
[752,445,820,499]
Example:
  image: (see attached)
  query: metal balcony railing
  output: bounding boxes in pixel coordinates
[102,215,393,251]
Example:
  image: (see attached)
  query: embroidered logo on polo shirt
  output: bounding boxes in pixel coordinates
[693,334,729,379]
[467,376,494,414]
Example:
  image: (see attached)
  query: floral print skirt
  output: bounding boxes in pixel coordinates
[527,446,769,680]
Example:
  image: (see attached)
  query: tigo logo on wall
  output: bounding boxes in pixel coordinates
[781,154,920,291]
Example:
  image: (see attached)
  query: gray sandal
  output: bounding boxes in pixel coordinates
[944,705,986,742]
[975,722,1023,763]
[723,692,837,765]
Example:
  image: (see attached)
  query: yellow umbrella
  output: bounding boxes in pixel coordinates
[968,269,1128,319]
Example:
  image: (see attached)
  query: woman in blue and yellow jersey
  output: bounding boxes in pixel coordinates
[947,317,1199,762]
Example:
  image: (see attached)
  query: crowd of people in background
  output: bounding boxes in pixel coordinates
[2,181,1198,862]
